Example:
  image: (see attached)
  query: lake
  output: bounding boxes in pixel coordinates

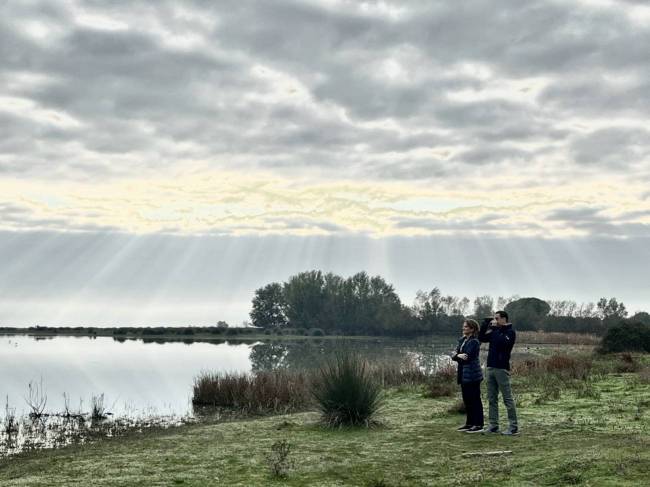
[0,334,457,419]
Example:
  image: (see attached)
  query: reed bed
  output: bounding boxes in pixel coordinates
[192,358,439,417]
[368,360,430,387]
[192,370,312,414]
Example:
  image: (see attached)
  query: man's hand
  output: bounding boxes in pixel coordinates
[457,353,468,360]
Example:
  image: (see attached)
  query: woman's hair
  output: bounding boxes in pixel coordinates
[464,319,479,337]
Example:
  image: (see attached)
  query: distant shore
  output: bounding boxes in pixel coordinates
[0,326,601,345]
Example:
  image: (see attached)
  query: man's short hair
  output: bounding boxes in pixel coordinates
[496,310,509,321]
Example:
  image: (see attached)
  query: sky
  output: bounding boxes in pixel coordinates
[1,0,649,326]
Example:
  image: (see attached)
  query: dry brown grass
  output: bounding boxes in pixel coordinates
[192,370,312,413]
[517,331,601,345]
[637,366,650,384]
[423,365,457,398]
[512,353,593,380]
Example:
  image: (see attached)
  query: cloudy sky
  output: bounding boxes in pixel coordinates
[1,0,649,325]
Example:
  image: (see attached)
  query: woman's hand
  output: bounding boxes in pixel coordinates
[457,353,468,360]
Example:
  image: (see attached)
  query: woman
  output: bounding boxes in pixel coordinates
[451,319,484,433]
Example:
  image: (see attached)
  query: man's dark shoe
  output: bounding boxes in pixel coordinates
[456,424,471,431]
[465,426,483,433]
[501,427,519,436]
[481,426,500,434]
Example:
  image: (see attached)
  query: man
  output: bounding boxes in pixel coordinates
[478,310,519,435]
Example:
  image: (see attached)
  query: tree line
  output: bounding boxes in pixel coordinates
[250,270,650,336]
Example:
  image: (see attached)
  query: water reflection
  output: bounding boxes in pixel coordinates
[0,334,456,457]
[248,338,455,373]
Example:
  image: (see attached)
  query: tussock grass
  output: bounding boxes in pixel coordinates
[311,353,384,427]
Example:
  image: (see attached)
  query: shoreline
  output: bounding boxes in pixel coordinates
[1,365,647,486]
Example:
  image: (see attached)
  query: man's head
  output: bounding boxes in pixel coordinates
[494,310,509,326]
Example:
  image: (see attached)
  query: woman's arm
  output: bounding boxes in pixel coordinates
[450,340,461,361]
[464,338,480,361]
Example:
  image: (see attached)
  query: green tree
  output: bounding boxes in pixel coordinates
[367,275,404,335]
[504,297,551,331]
[473,295,494,319]
[630,311,650,326]
[250,283,287,328]
[413,288,443,321]
[283,271,327,330]
[596,297,628,320]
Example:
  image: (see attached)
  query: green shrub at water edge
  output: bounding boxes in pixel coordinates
[311,353,384,427]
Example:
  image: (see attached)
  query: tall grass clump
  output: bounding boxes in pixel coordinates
[192,370,311,414]
[91,394,108,420]
[3,396,18,435]
[311,353,384,427]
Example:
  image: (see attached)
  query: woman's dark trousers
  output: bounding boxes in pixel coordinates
[461,381,484,427]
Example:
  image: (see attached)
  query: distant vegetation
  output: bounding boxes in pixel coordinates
[599,322,650,354]
[2,270,645,340]
[250,269,644,337]
[0,323,259,339]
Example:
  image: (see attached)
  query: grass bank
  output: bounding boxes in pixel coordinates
[2,360,648,486]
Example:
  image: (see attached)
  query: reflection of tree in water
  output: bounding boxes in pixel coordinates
[249,338,457,373]
[249,342,290,371]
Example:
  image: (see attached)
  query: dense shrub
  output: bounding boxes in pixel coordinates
[423,366,456,398]
[614,353,640,373]
[311,353,384,427]
[540,316,606,335]
[599,322,650,353]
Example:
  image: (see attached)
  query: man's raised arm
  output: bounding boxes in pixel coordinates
[478,317,493,343]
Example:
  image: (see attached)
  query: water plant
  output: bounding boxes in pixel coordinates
[25,379,47,419]
[91,394,108,421]
[3,396,18,436]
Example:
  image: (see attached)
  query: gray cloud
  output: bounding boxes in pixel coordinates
[570,127,650,167]
[1,0,649,183]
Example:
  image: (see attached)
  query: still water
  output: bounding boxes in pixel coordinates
[0,334,456,418]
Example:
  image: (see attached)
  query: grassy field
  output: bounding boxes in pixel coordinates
[1,360,649,486]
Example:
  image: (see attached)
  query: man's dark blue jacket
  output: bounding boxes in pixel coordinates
[451,336,483,384]
[478,318,516,370]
